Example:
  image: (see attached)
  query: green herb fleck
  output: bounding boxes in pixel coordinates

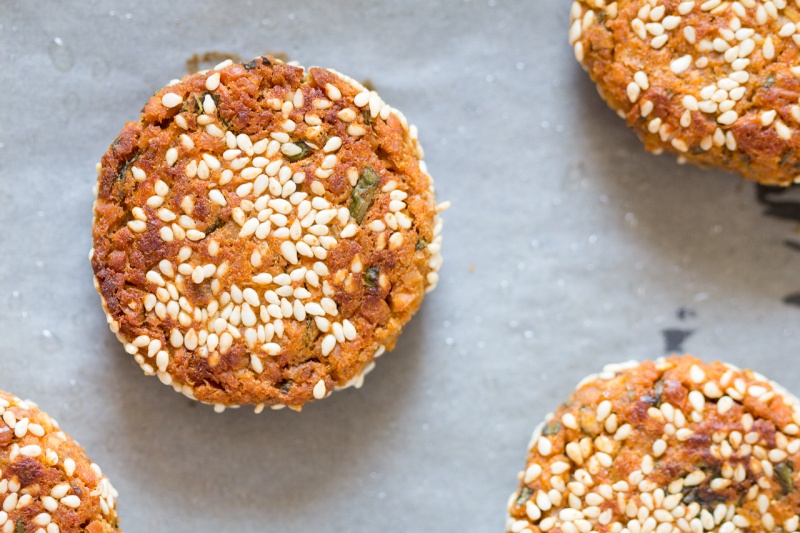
[780,149,794,166]
[192,95,203,114]
[764,73,776,88]
[350,166,381,224]
[776,461,795,495]
[543,421,561,436]
[243,59,258,70]
[515,486,533,506]
[15,518,23,533]
[287,141,310,162]
[364,266,380,289]
[116,152,140,184]
[363,109,372,125]
[415,238,428,251]
[643,379,664,406]
[205,218,226,234]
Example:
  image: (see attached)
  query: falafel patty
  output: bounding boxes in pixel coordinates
[506,355,800,533]
[91,56,445,411]
[570,0,800,185]
[0,390,121,532]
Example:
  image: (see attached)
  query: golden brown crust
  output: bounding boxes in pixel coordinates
[0,391,121,533]
[506,355,800,533]
[91,56,443,410]
[571,0,800,185]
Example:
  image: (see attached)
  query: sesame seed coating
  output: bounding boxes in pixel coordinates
[0,390,121,532]
[571,0,800,185]
[91,56,444,411]
[506,355,800,533]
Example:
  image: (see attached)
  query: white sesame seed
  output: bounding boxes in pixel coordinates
[205,72,221,91]
[538,437,552,456]
[320,334,337,356]
[347,123,366,136]
[313,379,327,399]
[717,110,739,125]
[662,15,681,30]
[127,220,147,233]
[161,92,183,108]
[186,229,205,241]
[776,121,792,140]
[627,82,641,103]
[650,34,669,49]
[597,400,612,422]
[763,37,776,60]
[325,83,342,101]
[670,55,693,74]
[60,495,81,508]
[19,445,42,457]
[323,136,342,153]
[205,124,224,137]
[337,108,357,122]
[165,147,178,167]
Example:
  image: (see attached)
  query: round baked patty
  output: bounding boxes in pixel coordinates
[91,56,445,411]
[570,0,800,185]
[506,355,800,533]
[0,390,120,532]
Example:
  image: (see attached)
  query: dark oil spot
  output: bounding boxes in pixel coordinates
[676,307,696,321]
[784,239,800,253]
[361,78,376,92]
[756,184,800,224]
[662,329,695,353]
[783,293,800,308]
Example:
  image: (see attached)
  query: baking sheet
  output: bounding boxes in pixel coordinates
[2,0,800,531]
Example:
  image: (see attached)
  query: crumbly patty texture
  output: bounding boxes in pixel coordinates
[506,355,800,533]
[91,56,444,411]
[571,0,800,185]
[0,391,120,533]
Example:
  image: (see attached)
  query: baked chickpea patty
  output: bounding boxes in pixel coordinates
[0,390,120,533]
[571,0,800,185]
[506,355,800,533]
[91,56,445,411]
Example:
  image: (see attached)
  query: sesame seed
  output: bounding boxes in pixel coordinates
[325,83,342,101]
[670,55,693,75]
[127,220,147,233]
[650,34,668,48]
[312,379,327,399]
[717,110,738,125]
[19,444,42,457]
[776,121,792,140]
[337,108,356,122]
[161,92,183,108]
[60,495,81,508]
[205,72,221,91]
[627,82,641,102]
[537,437,552,456]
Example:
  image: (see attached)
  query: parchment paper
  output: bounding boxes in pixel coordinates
[1,1,800,531]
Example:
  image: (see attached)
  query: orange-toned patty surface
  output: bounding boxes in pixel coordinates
[91,56,444,411]
[571,0,800,185]
[506,355,800,533]
[0,390,120,533]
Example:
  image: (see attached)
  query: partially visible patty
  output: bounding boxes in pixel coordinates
[506,355,800,533]
[571,0,800,185]
[91,56,445,411]
[0,390,121,533]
